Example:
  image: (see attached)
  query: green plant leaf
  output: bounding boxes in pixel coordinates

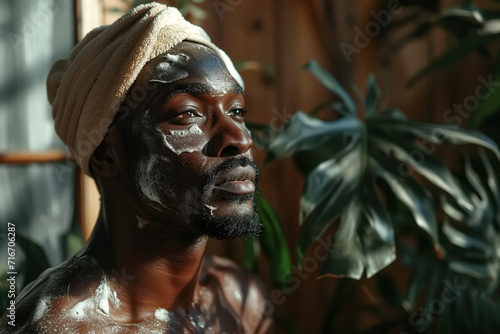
[364,74,380,118]
[478,148,500,216]
[299,132,363,224]
[481,9,500,21]
[16,235,50,288]
[298,131,364,260]
[303,60,356,113]
[255,193,292,291]
[294,114,396,278]
[372,116,500,158]
[438,151,500,282]
[265,111,362,165]
[430,3,484,27]
[316,200,365,279]
[470,70,500,128]
[369,117,500,203]
[443,220,492,254]
[296,108,499,278]
[293,141,346,176]
[267,68,500,283]
[318,167,396,279]
[441,152,499,226]
[310,101,350,117]
[371,151,440,249]
[273,312,302,334]
[369,132,471,208]
[243,237,259,272]
[407,32,500,87]
[355,165,396,278]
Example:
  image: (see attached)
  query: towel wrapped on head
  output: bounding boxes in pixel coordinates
[47,2,243,176]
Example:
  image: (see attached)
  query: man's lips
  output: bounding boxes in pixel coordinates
[213,166,256,195]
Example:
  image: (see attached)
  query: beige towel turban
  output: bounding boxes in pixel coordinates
[47,2,243,176]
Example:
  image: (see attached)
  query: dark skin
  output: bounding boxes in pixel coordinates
[0,42,271,333]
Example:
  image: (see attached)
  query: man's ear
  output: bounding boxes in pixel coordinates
[89,132,122,178]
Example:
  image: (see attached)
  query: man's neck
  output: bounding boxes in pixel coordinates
[86,210,208,323]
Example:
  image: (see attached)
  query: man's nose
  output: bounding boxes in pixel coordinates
[208,116,253,157]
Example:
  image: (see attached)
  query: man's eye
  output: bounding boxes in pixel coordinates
[229,108,247,118]
[173,110,200,119]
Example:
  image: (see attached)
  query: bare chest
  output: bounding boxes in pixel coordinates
[32,284,243,334]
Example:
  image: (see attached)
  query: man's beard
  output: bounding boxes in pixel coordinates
[193,199,262,239]
[124,147,263,240]
[191,156,262,240]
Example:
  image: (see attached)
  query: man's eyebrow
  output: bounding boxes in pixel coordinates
[156,82,244,102]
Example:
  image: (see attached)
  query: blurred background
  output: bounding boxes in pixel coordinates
[2,0,500,333]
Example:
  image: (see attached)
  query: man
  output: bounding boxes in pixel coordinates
[0,3,271,333]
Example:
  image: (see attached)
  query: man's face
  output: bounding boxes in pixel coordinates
[115,42,261,239]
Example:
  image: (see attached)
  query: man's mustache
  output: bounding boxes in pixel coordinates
[202,156,260,190]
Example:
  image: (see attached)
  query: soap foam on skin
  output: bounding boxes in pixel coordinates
[157,124,206,156]
[33,297,52,323]
[69,276,121,319]
[136,155,176,210]
[137,157,166,207]
[154,307,171,322]
[168,124,203,137]
[149,53,190,84]
[136,215,149,229]
[204,204,217,216]
[243,123,251,137]
[30,267,228,333]
[130,110,173,210]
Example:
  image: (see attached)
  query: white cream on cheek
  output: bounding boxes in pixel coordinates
[242,122,251,137]
[154,125,221,218]
[157,123,205,155]
[136,156,168,208]
[130,110,175,211]
[168,123,203,137]
[133,114,208,220]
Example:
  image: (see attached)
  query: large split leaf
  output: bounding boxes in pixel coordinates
[266,72,500,279]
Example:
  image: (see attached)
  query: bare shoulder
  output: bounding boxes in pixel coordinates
[203,254,272,334]
[0,254,101,333]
